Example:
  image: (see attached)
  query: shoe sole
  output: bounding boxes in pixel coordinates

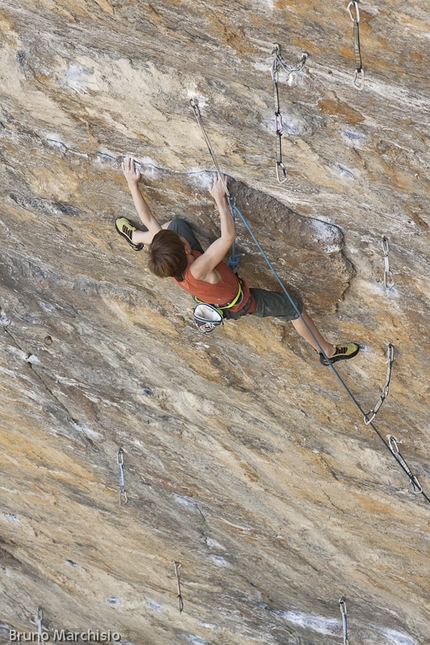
[115,219,144,251]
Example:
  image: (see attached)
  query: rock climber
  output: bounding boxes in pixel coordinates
[116,156,359,365]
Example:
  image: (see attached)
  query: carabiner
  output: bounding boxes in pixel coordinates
[410,476,423,495]
[275,112,284,134]
[339,596,349,645]
[353,68,365,90]
[190,98,201,119]
[387,435,400,454]
[383,270,395,290]
[347,1,360,23]
[382,236,390,256]
[276,161,288,184]
[173,561,184,612]
[363,411,376,425]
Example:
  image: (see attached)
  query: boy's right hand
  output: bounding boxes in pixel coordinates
[209,172,228,202]
[122,156,141,185]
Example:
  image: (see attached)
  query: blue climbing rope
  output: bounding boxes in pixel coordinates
[227,196,244,270]
[190,99,244,272]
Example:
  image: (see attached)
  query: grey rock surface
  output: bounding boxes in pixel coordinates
[0,1,429,644]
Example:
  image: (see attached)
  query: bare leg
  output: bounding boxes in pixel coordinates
[132,220,172,246]
[292,307,334,357]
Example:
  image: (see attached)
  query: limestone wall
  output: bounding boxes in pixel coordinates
[1,1,429,644]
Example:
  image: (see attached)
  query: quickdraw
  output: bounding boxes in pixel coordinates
[364,343,394,425]
[173,561,184,612]
[117,449,128,506]
[37,607,44,644]
[387,436,423,495]
[339,597,349,645]
[347,1,364,89]
[382,236,395,290]
[270,44,307,183]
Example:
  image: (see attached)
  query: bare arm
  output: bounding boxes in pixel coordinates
[190,174,236,281]
[122,157,162,237]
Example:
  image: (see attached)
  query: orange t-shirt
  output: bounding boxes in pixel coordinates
[172,251,255,314]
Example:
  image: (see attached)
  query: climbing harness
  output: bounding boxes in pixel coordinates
[173,561,184,612]
[37,607,43,644]
[270,44,307,182]
[387,436,424,495]
[117,449,128,506]
[382,236,395,290]
[194,280,243,311]
[339,597,349,645]
[364,343,394,425]
[347,1,364,89]
[193,281,243,332]
[189,102,430,505]
[190,98,243,271]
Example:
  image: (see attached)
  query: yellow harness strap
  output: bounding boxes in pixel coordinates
[194,280,243,311]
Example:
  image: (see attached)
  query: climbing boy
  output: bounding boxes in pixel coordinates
[116,157,359,365]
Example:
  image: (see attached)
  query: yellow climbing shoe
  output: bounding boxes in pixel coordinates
[115,217,144,251]
[320,343,360,366]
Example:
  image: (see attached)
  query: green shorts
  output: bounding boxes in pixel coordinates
[224,289,302,321]
[250,288,303,320]
[168,217,204,253]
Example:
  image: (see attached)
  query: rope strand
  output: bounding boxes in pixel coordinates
[189,103,430,506]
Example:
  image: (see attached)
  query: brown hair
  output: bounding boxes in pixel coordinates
[148,229,188,281]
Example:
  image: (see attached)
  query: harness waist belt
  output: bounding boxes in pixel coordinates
[194,280,243,310]
[219,280,243,309]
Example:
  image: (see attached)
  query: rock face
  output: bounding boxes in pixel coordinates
[0,1,429,644]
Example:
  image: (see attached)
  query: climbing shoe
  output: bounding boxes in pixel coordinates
[320,343,360,366]
[115,217,144,251]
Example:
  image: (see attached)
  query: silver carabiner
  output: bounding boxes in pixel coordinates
[275,112,284,134]
[272,43,281,55]
[276,162,288,184]
[190,98,201,119]
[363,411,376,425]
[347,1,360,23]
[387,435,399,454]
[37,608,44,644]
[353,68,365,90]
[117,449,128,505]
[382,236,390,256]
[339,596,349,645]
[173,561,184,612]
[383,270,395,290]
[410,476,423,495]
